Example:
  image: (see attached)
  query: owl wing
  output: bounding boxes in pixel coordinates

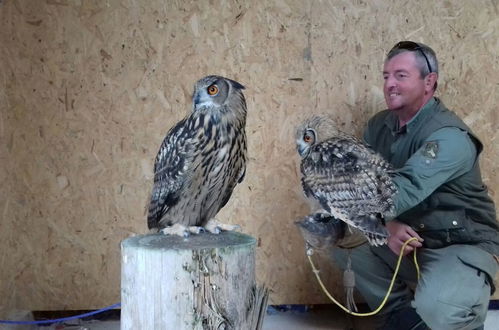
[301,136,395,245]
[147,119,195,229]
[218,137,247,211]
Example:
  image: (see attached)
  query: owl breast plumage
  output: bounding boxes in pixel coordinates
[147,75,247,232]
[296,115,397,246]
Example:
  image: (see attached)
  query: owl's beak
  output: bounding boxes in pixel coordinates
[193,90,213,110]
[193,90,203,107]
[193,91,200,105]
[296,143,309,158]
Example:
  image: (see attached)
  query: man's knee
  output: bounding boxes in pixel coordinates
[413,289,488,330]
[413,246,493,330]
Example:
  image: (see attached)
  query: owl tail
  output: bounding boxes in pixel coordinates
[344,251,358,312]
[365,231,388,246]
[354,213,389,246]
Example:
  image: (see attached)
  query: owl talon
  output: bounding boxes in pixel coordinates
[188,226,205,235]
[160,223,189,237]
[205,219,240,234]
[217,223,241,232]
[230,224,242,231]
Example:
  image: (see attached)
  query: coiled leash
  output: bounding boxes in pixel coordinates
[307,237,420,316]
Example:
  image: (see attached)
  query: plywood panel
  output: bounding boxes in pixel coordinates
[0,0,498,311]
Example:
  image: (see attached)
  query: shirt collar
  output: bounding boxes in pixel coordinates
[384,97,437,135]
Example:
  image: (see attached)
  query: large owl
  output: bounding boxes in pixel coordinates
[147,75,247,237]
[295,115,397,246]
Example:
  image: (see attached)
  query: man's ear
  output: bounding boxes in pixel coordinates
[425,72,438,92]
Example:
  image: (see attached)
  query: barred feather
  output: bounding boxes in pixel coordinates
[296,115,397,246]
[147,75,247,230]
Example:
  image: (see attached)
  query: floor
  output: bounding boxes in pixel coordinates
[3,305,498,330]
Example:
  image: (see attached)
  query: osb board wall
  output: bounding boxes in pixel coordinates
[0,0,498,310]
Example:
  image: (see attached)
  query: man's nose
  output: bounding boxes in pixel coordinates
[384,76,396,89]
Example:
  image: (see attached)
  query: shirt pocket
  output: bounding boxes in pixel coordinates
[413,209,473,249]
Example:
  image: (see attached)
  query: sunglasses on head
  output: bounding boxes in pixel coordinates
[391,41,433,74]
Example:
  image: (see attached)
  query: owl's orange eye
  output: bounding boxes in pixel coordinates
[304,135,312,143]
[207,85,219,96]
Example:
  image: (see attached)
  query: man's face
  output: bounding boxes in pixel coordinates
[383,52,428,114]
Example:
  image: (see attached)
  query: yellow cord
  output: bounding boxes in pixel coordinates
[307,237,420,316]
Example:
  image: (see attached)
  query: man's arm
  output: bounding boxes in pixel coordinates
[392,127,477,216]
[388,127,477,255]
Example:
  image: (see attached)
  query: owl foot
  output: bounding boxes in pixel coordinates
[187,226,205,235]
[160,224,206,237]
[205,219,241,234]
[160,224,190,237]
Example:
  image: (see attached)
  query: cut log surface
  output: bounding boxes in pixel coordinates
[121,231,268,330]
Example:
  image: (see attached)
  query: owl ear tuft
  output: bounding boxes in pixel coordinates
[228,79,245,90]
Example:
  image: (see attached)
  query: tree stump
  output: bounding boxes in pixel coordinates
[121,231,268,330]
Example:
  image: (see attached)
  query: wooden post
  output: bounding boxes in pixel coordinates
[121,231,268,330]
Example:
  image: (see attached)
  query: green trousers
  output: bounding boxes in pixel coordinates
[332,243,498,330]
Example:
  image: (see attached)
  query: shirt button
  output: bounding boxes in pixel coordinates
[425,159,431,164]
[452,220,458,226]
[419,224,425,229]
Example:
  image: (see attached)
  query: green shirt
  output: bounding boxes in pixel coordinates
[364,98,477,217]
[363,97,498,255]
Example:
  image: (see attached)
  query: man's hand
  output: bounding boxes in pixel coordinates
[386,220,423,256]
